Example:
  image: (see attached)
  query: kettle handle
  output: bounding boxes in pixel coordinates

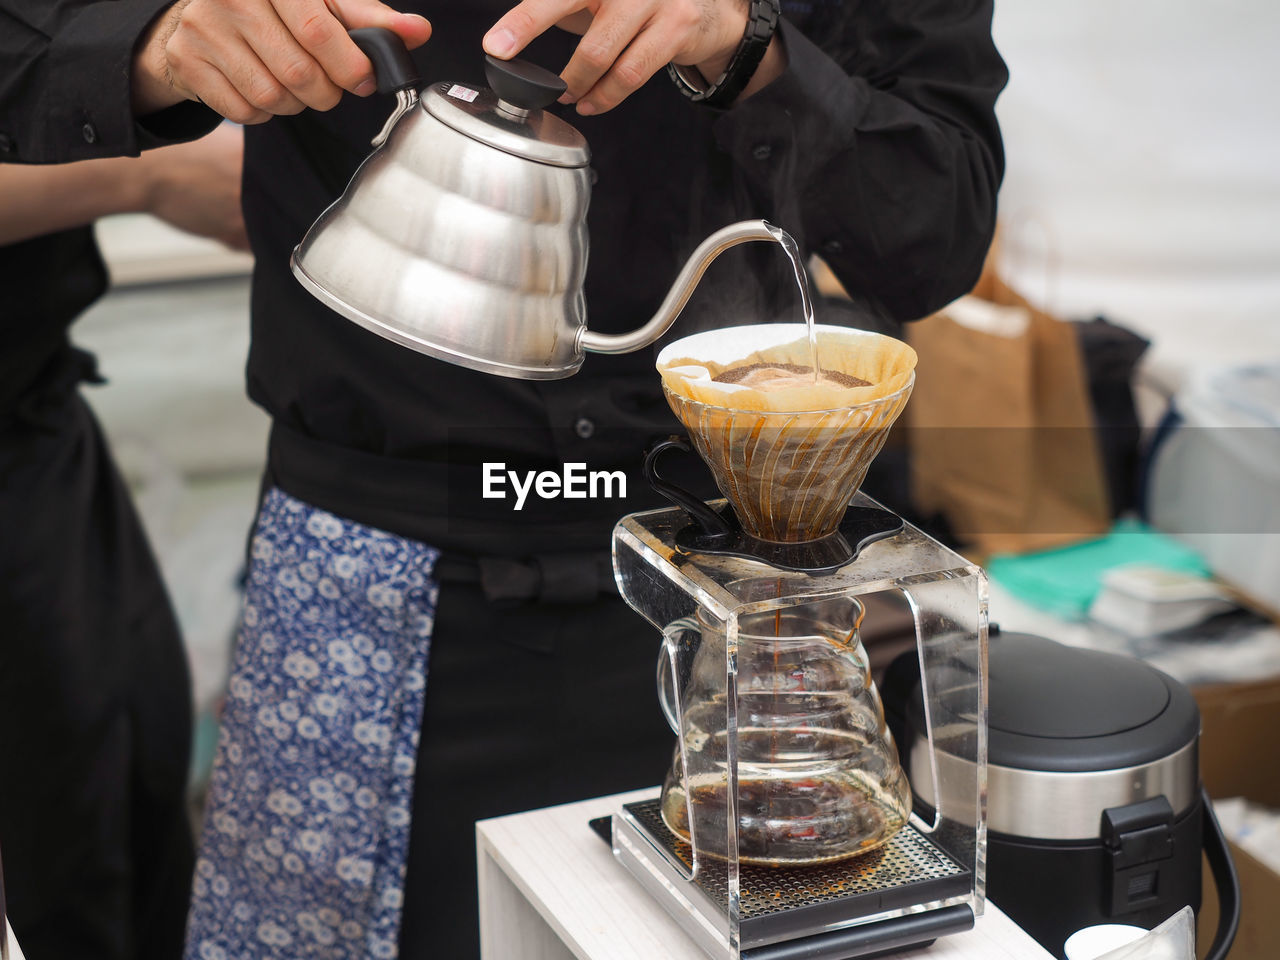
[350,27,421,94]
[578,218,783,355]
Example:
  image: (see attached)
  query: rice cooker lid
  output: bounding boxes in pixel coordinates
[989,633,1200,773]
[905,633,1202,841]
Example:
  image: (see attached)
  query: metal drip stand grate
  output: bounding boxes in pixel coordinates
[618,798,972,951]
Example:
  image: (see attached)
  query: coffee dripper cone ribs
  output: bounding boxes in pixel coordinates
[666,390,912,543]
[657,325,918,543]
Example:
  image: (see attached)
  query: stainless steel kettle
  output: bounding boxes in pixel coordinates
[291,28,783,380]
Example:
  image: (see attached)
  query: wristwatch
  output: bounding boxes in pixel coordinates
[667,0,781,110]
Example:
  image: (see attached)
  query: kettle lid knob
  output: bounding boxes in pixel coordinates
[484,55,566,111]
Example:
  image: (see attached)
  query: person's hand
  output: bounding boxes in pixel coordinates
[482,0,780,116]
[132,0,431,123]
[138,124,250,250]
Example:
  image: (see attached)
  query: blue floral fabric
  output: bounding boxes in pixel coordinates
[185,488,439,960]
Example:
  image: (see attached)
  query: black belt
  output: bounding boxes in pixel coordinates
[266,422,630,559]
[1,345,103,433]
[433,551,618,607]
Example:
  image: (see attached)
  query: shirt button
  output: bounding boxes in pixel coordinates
[573,416,596,440]
[0,132,12,153]
[81,122,97,144]
[822,238,845,256]
[752,143,773,161]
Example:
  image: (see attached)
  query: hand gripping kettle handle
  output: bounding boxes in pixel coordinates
[578,219,782,355]
[350,27,420,93]
[1201,785,1240,960]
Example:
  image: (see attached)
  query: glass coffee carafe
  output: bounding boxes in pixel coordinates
[657,580,911,866]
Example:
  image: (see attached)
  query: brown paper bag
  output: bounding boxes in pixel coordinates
[907,265,1111,554]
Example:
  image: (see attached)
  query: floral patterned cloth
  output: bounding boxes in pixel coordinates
[185,488,439,960]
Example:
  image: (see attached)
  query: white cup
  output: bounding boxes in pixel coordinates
[1063,924,1147,960]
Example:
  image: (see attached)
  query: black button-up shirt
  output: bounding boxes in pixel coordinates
[1,0,221,416]
[1,0,1007,557]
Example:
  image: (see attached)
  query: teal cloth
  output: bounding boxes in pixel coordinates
[987,519,1211,619]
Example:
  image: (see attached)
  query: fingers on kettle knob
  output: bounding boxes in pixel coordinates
[349,28,420,93]
[484,55,566,110]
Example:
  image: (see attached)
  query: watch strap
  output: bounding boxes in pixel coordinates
[667,0,781,109]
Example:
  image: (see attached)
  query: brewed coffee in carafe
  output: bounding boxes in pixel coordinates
[658,582,911,866]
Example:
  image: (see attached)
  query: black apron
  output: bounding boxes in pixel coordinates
[0,341,195,960]
[398,575,675,960]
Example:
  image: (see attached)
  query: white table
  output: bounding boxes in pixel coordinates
[477,789,1055,960]
[4,918,27,960]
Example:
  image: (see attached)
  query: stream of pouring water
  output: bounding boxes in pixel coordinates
[766,224,820,383]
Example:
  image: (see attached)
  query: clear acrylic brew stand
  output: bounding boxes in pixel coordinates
[609,492,988,960]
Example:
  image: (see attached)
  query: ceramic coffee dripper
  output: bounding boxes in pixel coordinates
[656,324,917,544]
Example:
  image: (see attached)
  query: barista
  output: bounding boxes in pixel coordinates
[2,1,1006,957]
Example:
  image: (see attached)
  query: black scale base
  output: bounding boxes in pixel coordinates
[594,799,975,959]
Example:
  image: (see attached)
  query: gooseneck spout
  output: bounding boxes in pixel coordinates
[578,219,783,356]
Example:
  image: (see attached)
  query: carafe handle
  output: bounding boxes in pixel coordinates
[656,616,699,734]
[657,614,704,879]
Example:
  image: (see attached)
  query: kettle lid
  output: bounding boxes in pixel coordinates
[422,56,590,168]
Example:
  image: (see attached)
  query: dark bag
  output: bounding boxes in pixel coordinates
[1073,316,1150,518]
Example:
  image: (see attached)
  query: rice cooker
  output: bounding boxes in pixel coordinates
[882,630,1240,960]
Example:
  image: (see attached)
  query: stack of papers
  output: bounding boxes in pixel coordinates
[1089,566,1237,636]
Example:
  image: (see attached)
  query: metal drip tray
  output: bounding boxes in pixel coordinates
[612,799,973,956]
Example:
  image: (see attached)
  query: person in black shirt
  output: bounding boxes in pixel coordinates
[3,1,1005,957]
[0,127,244,960]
